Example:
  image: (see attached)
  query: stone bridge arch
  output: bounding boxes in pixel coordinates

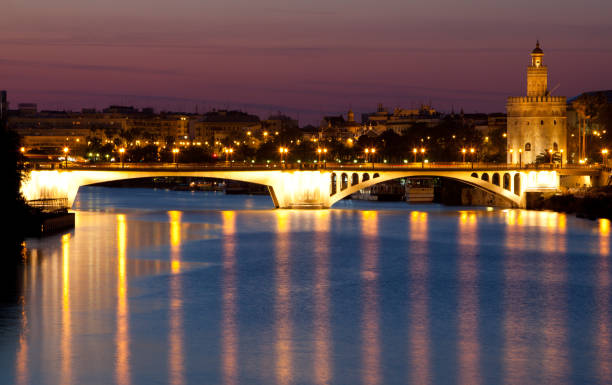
[328,170,523,208]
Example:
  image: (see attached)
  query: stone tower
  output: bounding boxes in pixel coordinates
[506,42,567,165]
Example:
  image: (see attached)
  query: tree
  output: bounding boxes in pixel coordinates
[572,92,607,160]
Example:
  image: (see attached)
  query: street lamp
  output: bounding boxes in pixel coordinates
[224,147,234,163]
[279,147,288,163]
[119,148,125,168]
[509,148,513,164]
[370,148,376,163]
[413,148,418,163]
[469,148,475,168]
[317,147,328,163]
[461,148,467,163]
[420,148,426,167]
[172,148,179,164]
[548,148,553,164]
[603,148,609,165]
[364,148,369,162]
[63,147,69,168]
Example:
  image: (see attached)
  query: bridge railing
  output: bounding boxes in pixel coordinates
[27,160,602,172]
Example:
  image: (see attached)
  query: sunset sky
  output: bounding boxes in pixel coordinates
[1,0,611,123]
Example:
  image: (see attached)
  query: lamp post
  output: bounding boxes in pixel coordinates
[548,148,553,165]
[364,148,369,163]
[461,148,467,163]
[420,148,426,167]
[509,148,513,164]
[224,147,234,163]
[172,148,179,164]
[370,148,376,163]
[518,149,522,168]
[603,148,609,165]
[317,147,328,164]
[63,147,69,168]
[469,148,475,168]
[279,147,288,163]
[413,148,418,163]
[119,148,125,168]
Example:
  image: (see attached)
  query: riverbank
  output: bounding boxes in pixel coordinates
[528,186,612,220]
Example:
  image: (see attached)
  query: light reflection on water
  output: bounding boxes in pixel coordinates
[2,188,611,385]
[408,211,430,385]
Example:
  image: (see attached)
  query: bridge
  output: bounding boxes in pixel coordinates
[21,162,602,209]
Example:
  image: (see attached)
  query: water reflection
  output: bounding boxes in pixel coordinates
[313,211,331,385]
[61,233,72,385]
[596,219,611,384]
[116,214,131,385]
[457,212,480,385]
[16,264,28,385]
[408,211,430,385]
[168,211,185,385]
[222,211,238,385]
[540,213,568,384]
[275,212,292,385]
[10,192,612,385]
[361,211,380,385]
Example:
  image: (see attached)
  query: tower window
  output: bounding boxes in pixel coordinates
[554,120,557,125]
[541,120,544,125]
[553,142,558,151]
[525,143,531,151]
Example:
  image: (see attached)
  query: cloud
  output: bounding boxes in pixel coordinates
[0,58,178,75]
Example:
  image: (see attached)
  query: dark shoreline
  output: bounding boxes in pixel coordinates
[528,187,612,220]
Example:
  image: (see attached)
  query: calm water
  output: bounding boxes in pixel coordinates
[1,186,611,385]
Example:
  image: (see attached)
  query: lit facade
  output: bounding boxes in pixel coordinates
[506,42,567,164]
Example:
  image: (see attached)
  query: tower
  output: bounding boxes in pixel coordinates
[527,41,547,97]
[506,42,567,165]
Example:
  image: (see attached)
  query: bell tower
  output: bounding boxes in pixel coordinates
[527,41,548,97]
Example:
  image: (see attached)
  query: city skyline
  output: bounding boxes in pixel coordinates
[2,0,612,124]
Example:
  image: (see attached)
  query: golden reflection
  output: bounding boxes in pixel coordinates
[275,211,292,385]
[361,211,380,385]
[16,271,28,385]
[116,214,131,385]
[540,212,568,383]
[314,211,331,385]
[61,233,72,385]
[503,222,528,385]
[596,219,611,383]
[600,219,610,256]
[168,211,185,385]
[170,210,182,274]
[408,211,430,385]
[222,211,238,385]
[457,212,480,385]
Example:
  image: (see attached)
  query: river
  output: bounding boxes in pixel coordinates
[0,186,610,384]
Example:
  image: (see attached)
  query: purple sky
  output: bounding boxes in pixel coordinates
[1,0,611,124]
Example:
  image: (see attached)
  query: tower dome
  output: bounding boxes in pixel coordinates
[532,40,543,54]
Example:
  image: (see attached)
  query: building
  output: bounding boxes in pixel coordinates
[0,90,7,128]
[506,41,567,164]
[192,109,261,146]
[361,104,441,136]
[320,109,361,140]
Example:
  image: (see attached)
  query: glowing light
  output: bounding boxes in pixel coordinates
[61,233,72,385]
[116,214,131,385]
[168,210,185,385]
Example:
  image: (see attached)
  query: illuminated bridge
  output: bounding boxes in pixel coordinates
[21,163,602,209]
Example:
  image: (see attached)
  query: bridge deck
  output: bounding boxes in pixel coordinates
[31,162,601,174]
